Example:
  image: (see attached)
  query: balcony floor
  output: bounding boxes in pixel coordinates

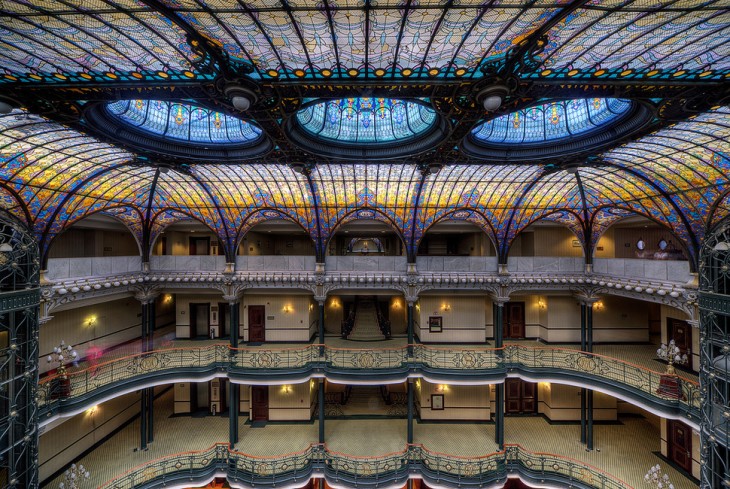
[41,390,698,489]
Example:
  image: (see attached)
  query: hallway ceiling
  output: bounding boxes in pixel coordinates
[0,1,728,264]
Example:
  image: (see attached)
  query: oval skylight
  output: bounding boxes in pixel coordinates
[106,99,262,145]
[296,98,437,143]
[462,98,651,161]
[471,98,632,145]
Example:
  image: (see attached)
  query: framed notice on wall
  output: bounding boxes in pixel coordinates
[431,394,444,410]
[429,316,443,333]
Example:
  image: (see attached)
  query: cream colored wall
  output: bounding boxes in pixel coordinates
[258,382,314,421]
[40,296,174,374]
[538,383,617,421]
[241,294,315,342]
[532,227,584,257]
[164,230,220,255]
[594,227,615,258]
[416,380,490,421]
[416,296,488,343]
[238,231,315,256]
[539,295,648,343]
[324,296,345,334]
[48,228,139,258]
[39,391,142,482]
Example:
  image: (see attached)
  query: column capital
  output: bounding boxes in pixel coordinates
[222,293,243,304]
[490,294,510,305]
[134,286,160,304]
[574,294,599,306]
[405,296,418,305]
[314,296,327,304]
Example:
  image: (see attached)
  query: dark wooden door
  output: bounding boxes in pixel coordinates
[504,302,526,339]
[505,379,537,414]
[668,420,692,472]
[190,303,209,338]
[218,302,228,337]
[251,386,269,421]
[248,305,265,342]
[668,318,691,355]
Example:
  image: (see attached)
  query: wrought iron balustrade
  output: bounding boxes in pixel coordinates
[502,345,700,411]
[415,345,501,370]
[95,443,634,489]
[231,344,319,369]
[325,346,408,369]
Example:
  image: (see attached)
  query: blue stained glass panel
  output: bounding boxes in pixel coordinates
[106,100,262,145]
[297,98,437,143]
[471,98,632,145]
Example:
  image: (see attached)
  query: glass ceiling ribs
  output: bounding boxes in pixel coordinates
[0,1,727,84]
[1,108,730,264]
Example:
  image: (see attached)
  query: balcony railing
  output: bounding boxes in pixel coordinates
[38,344,699,421]
[96,443,634,489]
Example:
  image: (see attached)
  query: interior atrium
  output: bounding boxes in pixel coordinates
[0,2,729,489]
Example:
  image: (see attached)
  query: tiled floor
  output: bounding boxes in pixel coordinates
[41,391,699,489]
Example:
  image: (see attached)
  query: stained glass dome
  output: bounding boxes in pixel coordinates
[471,98,632,145]
[296,98,436,143]
[288,98,447,159]
[83,99,271,161]
[463,98,651,161]
[106,100,262,145]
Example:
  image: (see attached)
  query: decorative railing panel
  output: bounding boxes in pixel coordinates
[38,344,699,420]
[95,443,634,489]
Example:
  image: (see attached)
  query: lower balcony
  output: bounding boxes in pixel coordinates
[39,389,699,489]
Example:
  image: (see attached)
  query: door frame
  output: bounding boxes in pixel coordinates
[251,385,269,421]
[248,305,266,342]
[189,302,210,339]
[503,301,526,339]
[667,419,692,472]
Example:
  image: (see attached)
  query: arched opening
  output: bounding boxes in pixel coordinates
[47,213,141,259]
[417,219,496,257]
[326,219,406,257]
[151,218,224,257]
[595,214,689,261]
[506,220,584,260]
[236,219,315,257]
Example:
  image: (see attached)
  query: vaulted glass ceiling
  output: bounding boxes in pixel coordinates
[106,100,262,145]
[0,2,728,267]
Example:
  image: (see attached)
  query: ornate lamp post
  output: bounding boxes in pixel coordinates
[644,464,675,489]
[47,340,77,379]
[58,463,90,489]
[657,339,688,374]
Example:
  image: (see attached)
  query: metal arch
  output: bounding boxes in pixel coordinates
[444,0,501,74]
[390,0,414,79]
[36,162,138,266]
[503,208,588,260]
[141,168,162,262]
[0,182,32,226]
[233,207,316,257]
[415,206,501,258]
[407,167,429,262]
[301,168,325,262]
[414,0,454,77]
[322,206,410,257]
[704,186,730,234]
[183,170,235,261]
[232,0,292,78]
[592,160,702,255]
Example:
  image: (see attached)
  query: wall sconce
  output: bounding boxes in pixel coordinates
[309,303,314,312]
[441,303,451,312]
[283,305,292,314]
[282,385,291,394]
[537,299,546,309]
[330,298,340,308]
[594,301,604,311]
[87,405,98,415]
[392,299,401,309]
[436,384,449,392]
[86,316,97,327]
[164,294,173,303]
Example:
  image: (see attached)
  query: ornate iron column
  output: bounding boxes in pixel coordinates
[0,212,40,488]
[699,222,730,489]
[492,296,507,450]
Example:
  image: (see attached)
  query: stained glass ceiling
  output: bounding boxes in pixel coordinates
[106,100,262,145]
[471,99,633,145]
[0,1,727,84]
[296,98,436,144]
[0,3,728,268]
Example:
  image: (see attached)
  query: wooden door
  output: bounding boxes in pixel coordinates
[218,302,228,337]
[505,379,537,414]
[505,379,522,413]
[668,318,691,356]
[504,302,526,339]
[251,386,269,421]
[248,305,266,342]
[668,420,692,472]
[190,303,209,338]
